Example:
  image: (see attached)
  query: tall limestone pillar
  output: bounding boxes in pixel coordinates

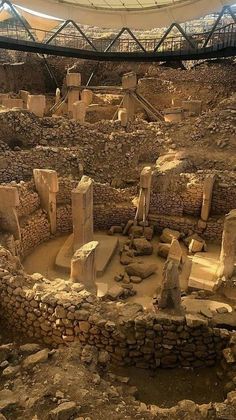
[33,169,59,234]
[66,73,81,117]
[122,72,137,121]
[201,174,216,222]
[136,166,152,223]
[72,176,93,252]
[218,209,236,280]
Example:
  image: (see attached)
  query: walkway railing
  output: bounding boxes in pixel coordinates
[0,20,235,60]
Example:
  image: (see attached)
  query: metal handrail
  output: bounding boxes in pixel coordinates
[0,21,235,55]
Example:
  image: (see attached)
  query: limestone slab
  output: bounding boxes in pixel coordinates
[56,233,118,276]
[188,252,221,292]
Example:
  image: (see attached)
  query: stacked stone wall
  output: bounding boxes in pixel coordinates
[212,183,236,215]
[0,148,82,183]
[149,214,224,242]
[0,246,230,369]
[20,210,50,256]
[16,182,40,218]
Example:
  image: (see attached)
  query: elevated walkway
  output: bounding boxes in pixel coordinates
[0,21,235,62]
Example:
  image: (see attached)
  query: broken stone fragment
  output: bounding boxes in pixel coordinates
[22,349,49,369]
[130,276,142,284]
[120,252,134,265]
[2,365,20,378]
[108,225,123,235]
[185,313,208,327]
[200,308,213,319]
[48,401,78,420]
[114,274,123,282]
[157,243,171,258]
[132,237,153,255]
[160,228,181,244]
[129,225,154,241]
[189,237,206,253]
[123,219,134,235]
[125,262,157,279]
[19,343,42,355]
[105,285,124,300]
[223,348,236,364]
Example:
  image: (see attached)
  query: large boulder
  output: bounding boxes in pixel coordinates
[133,238,153,255]
[160,228,181,244]
[125,262,157,279]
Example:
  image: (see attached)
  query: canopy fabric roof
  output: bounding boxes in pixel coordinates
[0,6,12,21]
[13,0,236,29]
[14,6,61,41]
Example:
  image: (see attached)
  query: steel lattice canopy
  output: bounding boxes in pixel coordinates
[14,0,236,29]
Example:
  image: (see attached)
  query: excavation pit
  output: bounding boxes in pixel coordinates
[112,365,227,408]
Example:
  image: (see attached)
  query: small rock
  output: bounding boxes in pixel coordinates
[48,401,78,420]
[130,276,142,284]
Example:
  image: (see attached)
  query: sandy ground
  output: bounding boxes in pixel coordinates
[23,232,221,309]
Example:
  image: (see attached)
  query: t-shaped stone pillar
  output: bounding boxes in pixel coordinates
[0,186,21,240]
[201,174,216,222]
[70,241,99,294]
[66,73,81,117]
[122,72,137,121]
[33,169,59,234]
[218,209,236,280]
[136,166,152,222]
[72,176,93,252]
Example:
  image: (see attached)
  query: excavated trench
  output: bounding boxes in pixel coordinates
[112,365,226,407]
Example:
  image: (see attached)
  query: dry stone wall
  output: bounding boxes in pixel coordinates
[0,148,82,183]
[20,210,50,257]
[0,246,230,369]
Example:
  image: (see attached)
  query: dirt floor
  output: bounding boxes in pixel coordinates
[23,231,221,309]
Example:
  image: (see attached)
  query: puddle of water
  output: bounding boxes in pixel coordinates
[113,365,226,408]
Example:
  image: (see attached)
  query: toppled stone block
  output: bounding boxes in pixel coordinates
[160,228,181,244]
[133,238,153,255]
[157,243,171,258]
[189,238,205,253]
[106,285,124,300]
[129,225,153,241]
[185,314,208,327]
[22,349,49,369]
[125,262,157,279]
